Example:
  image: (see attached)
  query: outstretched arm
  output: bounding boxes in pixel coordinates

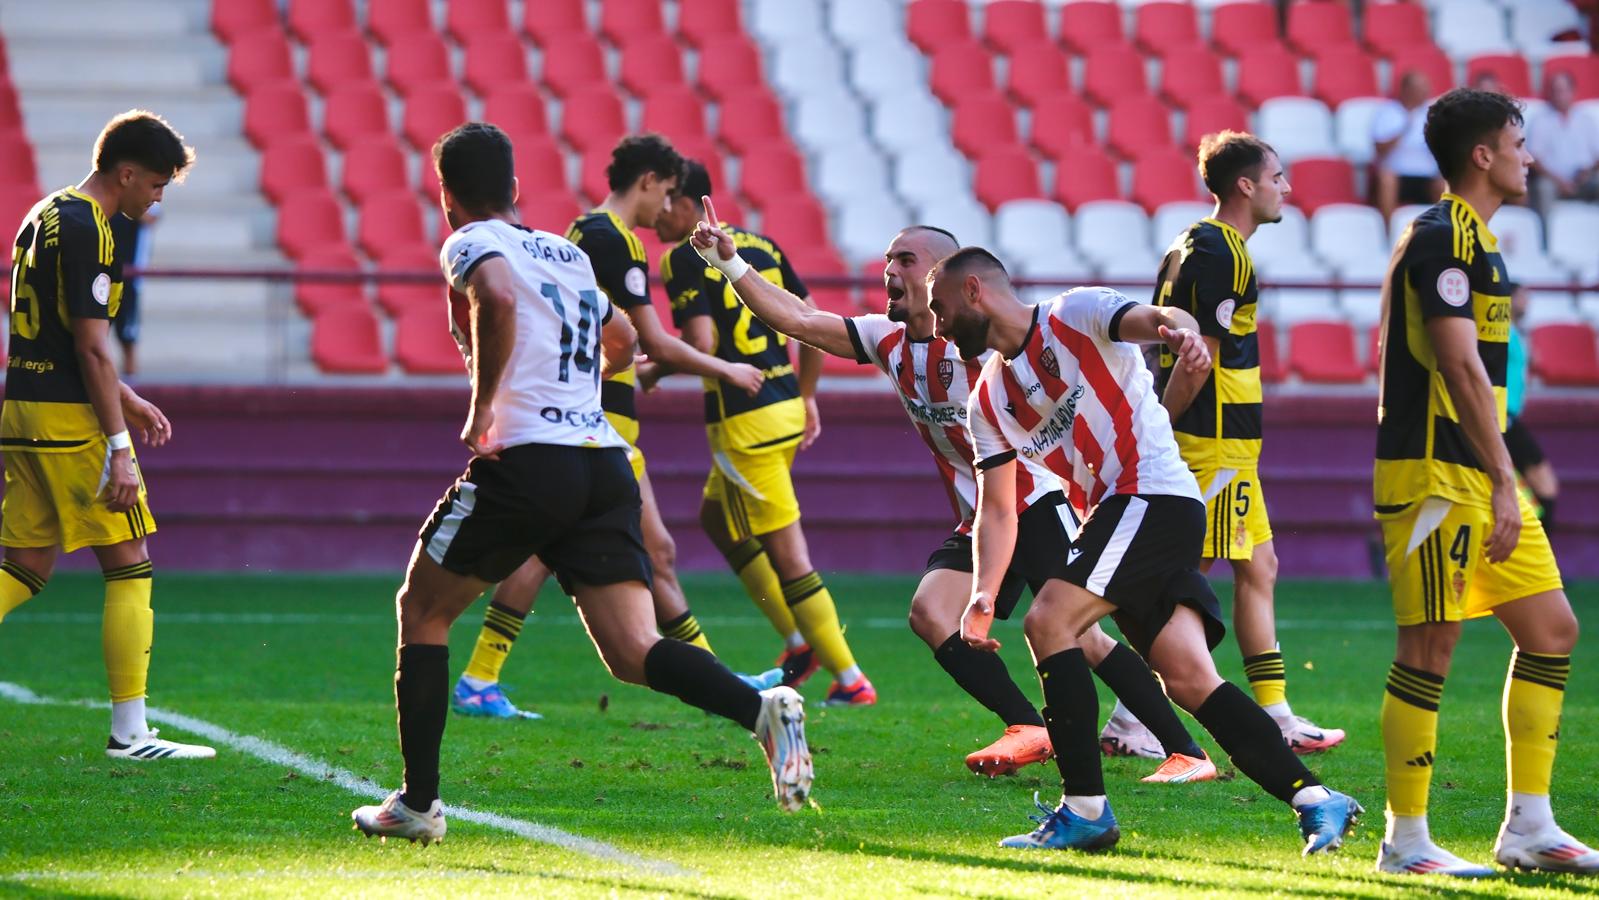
[1115,304,1211,375]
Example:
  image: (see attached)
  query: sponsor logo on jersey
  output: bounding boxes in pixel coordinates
[1018,384,1085,459]
[540,406,609,429]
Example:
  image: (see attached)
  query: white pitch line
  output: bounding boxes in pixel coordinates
[0,682,687,877]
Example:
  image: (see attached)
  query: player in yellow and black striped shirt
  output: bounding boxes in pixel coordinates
[1371,89,1596,876]
[1149,131,1344,754]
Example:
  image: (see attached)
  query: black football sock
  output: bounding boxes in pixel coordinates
[1093,642,1204,759]
[396,643,449,811]
[935,632,1045,727]
[1037,648,1105,797]
[644,638,763,731]
[1194,682,1320,805]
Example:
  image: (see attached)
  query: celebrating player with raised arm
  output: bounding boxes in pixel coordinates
[927,248,1359,854]
[352,125,811,845]
[690,199,1213,783]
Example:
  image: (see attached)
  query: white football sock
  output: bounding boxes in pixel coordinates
[111,698,148,744]
[1385,812,1431,850]
[1108,699,1138,727]
[837,664,863,688]
[1505,792,1554,833]
[1062,794,1107,820]
[459,674,492,691]
[1263,701,1293,722]
[1291,785,1332,808]
[784,631,805,651]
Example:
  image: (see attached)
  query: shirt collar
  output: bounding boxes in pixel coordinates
[1442,192,1500,252]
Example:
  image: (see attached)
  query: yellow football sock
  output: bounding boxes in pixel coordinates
[0,560,45,623]
[1242,650,1288,708]
[1382,660,1444,817]
[725,538,797,639]
[1504,650,1569,795]
[462,601,527,684]
[102,562,154,704]
[781,571,856,676]
[660,610,714,653]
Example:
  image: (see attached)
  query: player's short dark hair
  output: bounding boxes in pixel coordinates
[1197,131,1275,199]
[678,158,713,204]
[93,110,194,181]
[606,133,683,192]
[433,122,516,214]
[899,224,960,248]
[927,246,1010,285]
[1425,88,1524,183]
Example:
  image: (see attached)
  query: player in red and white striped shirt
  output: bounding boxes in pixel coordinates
[690,204,1208,782]
[930,247,1360,855]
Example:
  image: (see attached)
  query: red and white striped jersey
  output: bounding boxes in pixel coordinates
[968,288,1201,512]
[846,314,1062,532]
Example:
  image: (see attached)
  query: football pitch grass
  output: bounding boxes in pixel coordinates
[1,573,1596,899]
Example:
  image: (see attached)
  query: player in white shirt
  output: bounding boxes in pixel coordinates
[352,125,812,844]
[929,247,1361,855]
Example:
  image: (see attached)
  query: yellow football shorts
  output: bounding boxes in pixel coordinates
[1194,467,1273,561]
[1381,491,1562,627]
[604,411,646,481]
[703,433,800,539]
[1,440,156,552]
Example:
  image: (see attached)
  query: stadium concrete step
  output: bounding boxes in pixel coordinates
[0,0,195,39]
[132,316,281,380]
[19,88,249,153]
[5,40,222,92]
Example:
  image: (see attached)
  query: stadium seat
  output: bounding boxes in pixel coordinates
[540,35,607,98]
[1438,0,1515,57]
[213,0,280,44]
[1388,46,1456,96]
[852,40,925,107]
[395,306,464,374]
[384,31,452,97]
[1058,0,1123,55]
[1286,2,1354,58]
[828,0,899,52]
[1053,145,1122,210]
[0,80,21,133]
[1082,44,1148,107]
[243,80,312,148]
[306,29,375,96]
[738,139,808,209]
[341,136,411,203]
[402,84,468,151]
[1341,290,1382,330]
[444,0,511,43]
[311,305,388,374]
[994,199,1072,262]
[366,0,432,45]
[226,27,293,94]
[578,147,615,204]
[259,135,328,204]
[1466,54,1533,98]
[559,85,626,154]
[673,136,727,192]
[702,192,746,229]
[1249,208,1327,281]
[1334,97,1389,165]
[1530,323,1599,385]
[1290,158,1359,214]
[1106,94,1175,160]
[321,82,391,150]
[482,84,549,136]
[696,36,765,102]
[895,145,969,209]
[287,0,355,42]
[983,0,1048,55]
[1310,203,1389,278]
[276,188,350,260]
[678,0,745,48]
[640,84,710,143]
[1257,97,1336,163]
[1182,95,1250,149]
[717,90,786,156]
[1542,55,1599,99]
[1389,204,1430,246]
[1513,3,1586,58]
[521,189,583,231]
[462,33,531,96]
[1208,1,1278,58]
[928,40,997,105]
[1150,201,1211,248]
[1130,149,1203,212]
[1365,325,1381,374]
[1548,202,1599,281]
[1159,45,1225,110]
[1006,41,1071,109]
[293,248,365,316]
[1313,46,1380,108]
[1074,200,1154,272]
[757,193,830,247]
[1288,321,1366,383]
[1363,2,1430,60]
[951,92,1019,159]
[917,193,995,247]
[599,0,667,45]
[1236,45,1305,107]
[0,131,34,190]
[1257,320,1285,383]
[974,145,1044,210]
[906,0,971,55]
[358,191,427,258]
[1030,93,1096,160]
[1492,204,1571,287]
[1134,2,1199,55]
[523,0,587,47]
[618,34,687,98]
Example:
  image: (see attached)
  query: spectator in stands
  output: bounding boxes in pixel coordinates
[1470,71,1504,95]
[1372,70,1444,221]
[1526,72,1599,219]
[1505,283,1560,531]
[107,201,158,376]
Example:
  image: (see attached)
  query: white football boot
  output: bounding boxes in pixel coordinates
[1495,824,1599,873]
[754,686,813,812]
[1376,840,1495,878]
[352,791,447,845]
[105,728,215,760]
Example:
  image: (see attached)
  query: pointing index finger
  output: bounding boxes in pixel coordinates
[702,195,717,226]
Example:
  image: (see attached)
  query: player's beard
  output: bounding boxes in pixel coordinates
[949,313,990,360]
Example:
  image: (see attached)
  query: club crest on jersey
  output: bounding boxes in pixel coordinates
[937,357,954,389]
[1039,347,1060,380]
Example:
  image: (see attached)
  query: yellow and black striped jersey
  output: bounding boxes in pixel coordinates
[3,188,124,451]
[1152,218,1261,469]
[1375,193,1511,516]
[566,209,651,444]
[662,224,809,453]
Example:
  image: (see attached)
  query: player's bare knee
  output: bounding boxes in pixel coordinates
[907,592,955,647]
[1076,624,1116,665]
[1395,622,1461,675]
[648,535,678,575]
[597,633,654,685]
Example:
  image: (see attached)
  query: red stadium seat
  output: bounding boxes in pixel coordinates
[1530,323,1599,385]
[1362,2,1429,60]
[1082,44,1147,107]
[1257,320,1285,383]
[366,0,432,46]
[1005,41,1071,109]
[673,137,727,192]
[1134,2,1199,56]
[1209,1,1278,58]
[306,29,374,96]
[1288,321,1366,383]
[358,191,427,258]
[906,0,971,55]
[1367,325,1381,374]
[483,84,549,136]
[507,132,569,194]
[1313,46,1381,108]
[293,248,365,316]
[599,0,666,45]
[462,33,531,96]
[1466,54,1533,98]
[0,131,36,191]
[983,0,1048,56]
[1286,2,1353,57]
[243,80,312,148]
[312,306,389,374]
[444,0,512,44]
[1543,55,1599,99]
[0,80,22,131]
[1029,93,1094,160]
[1389,46,1455,96]
[259,134,327,203]
[384,31,453,97]
[1236,44,1305,107]
[1106,94,1174,160]
[1159,44,1225,110]
[395,307,464,374]
[402,83,468,150]
[738,139,807,209]
[521,189,583,232]
[540,34,607,98]
[618,33,687,97]
[756,193,829,246]
[678,0,744,48]
[276,188,350,260]
[1130,149,1202,212]
[213,0,279,43]
[641,84,710,142]
[341,136,410,203]
[1289,157,1358,214]
[287,0,354,41]
[1058,0,1123,55]
[1052,143,1120,210]
[951,91,1019,159]
[974,145,1044,210]
[523,0,587,47]
[696,36,764,101]
[559,84,626,153]
[226,27,293,94]
[580,147,614,204]
[929,40,996,106]
[717,90,786,156]
[321,82,390,150]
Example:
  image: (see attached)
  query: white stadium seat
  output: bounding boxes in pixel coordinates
[1247,207,1329,281]
[1339,290,1384,329]
[1311,203,1389,280]
[792,87,870,152]
[849,41,926,105]
[1511,2,1585,58]
[1150,201,1215,250]
[1576,292,1599,327]
[769,36,849,99]
[1261,289,1340,326]
[1073,201,1152,269]
[1433,0,1513,57]
[870,91,947,157]
[750,0,827,45]
[1334,98,1389,165]
[893,145,970,209]
[1522,291,1580,326]
[828,0,900,51]
[814,140,894,210]
[1257,97,1336,163]
[1388,204,1432,246]
[994,199,1073,262]
[1547,202,1599,283]
[837,193,912,265]
[917,193,995,248]
[1491,204,1571,287]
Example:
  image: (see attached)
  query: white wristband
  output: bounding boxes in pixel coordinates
[712,252,750,282]
[107,430,132,451]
